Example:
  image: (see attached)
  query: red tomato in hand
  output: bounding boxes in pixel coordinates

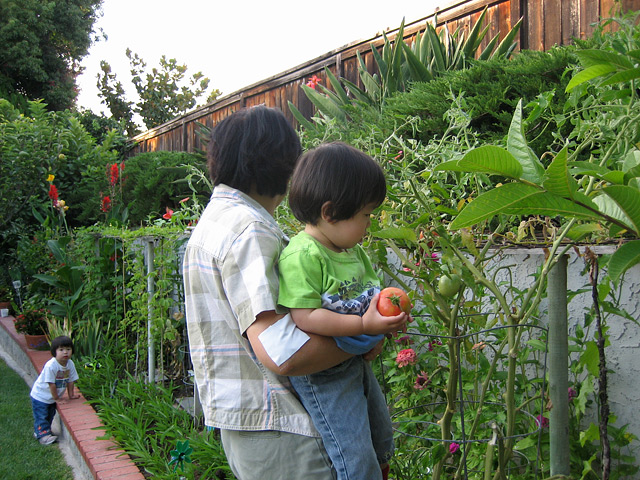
[377,287,411,316]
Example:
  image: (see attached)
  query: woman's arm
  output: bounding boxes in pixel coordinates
[246,311,351,376]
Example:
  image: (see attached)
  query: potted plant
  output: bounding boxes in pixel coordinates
[14,308,49,349]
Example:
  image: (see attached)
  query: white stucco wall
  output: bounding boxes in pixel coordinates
[487,246,640,460]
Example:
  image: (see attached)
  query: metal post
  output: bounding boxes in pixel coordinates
[548,254,570,476]
[146,239,155,384]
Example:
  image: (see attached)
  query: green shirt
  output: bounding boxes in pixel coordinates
[278,231,380,316]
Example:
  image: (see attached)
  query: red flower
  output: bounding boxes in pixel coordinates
[101,195,112,212]
[396,348,417,367]
[108,163,120,186]
[48,184,59,202]
[163,207,174,220]
[306,75,321,89]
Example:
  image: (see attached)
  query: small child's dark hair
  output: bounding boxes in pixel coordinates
[50,336,73,356]
[288,142,387,224]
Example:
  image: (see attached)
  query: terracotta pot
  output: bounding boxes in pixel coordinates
[25,334,49,350]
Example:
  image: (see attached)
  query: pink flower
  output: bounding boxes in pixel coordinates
[163,207,174,220]
[394,151,403,160]
[306,75,321,89]
[449,442,460,454]
[395,335,413,346]
[396,348,417,367]
[414,371,430,390]
[568,387,577,402]
[536,415,549,429]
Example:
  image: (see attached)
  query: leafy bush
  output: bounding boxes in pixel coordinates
[120,151,207,225]
[383,48,576,153]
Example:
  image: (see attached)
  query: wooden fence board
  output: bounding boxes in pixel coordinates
[129,0,640,156]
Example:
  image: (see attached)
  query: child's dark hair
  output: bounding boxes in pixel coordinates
[288,142,387,224]
[50,336,73,356]
[207,105,302,197]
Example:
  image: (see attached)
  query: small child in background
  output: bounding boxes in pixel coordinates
[30,335,80,445]
[278,142,409,480]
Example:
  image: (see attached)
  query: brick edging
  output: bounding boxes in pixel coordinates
[0,315,145,480]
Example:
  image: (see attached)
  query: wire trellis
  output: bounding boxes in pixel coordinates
[380,314,549,479]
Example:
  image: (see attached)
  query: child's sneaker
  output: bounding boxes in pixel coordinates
[38,434,58,445]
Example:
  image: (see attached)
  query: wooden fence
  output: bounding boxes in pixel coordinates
[129,0,640,155]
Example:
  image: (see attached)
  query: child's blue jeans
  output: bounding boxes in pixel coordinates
[290,355,394,480]
[31,396,57,438]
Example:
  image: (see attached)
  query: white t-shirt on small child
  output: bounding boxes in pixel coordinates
[30,357,79,404]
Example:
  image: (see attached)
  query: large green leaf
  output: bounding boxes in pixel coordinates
[566,64,617,92]
[602,185,640,235]
[434,145,523,179]
[575,49,635,69]
[543,146,579,198]
[372,226,417,243]
[601,67,640,86]
[507,99,545,184]
[288,101,317,132]
[570,161,626,185]
[608,240,640,284]
[450,183,600,229]
[301,85,347,122]
[322,67,350,105]
[592,193,635,232]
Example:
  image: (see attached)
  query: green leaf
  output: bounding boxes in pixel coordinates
[608,240,640,284]
[322,67,350,105]
[492,17,523,59]
[434,145,523,179]
[580,422,600,447]
[575,49,635,69]
[450,184,600,229]
[287,101,316,132]
[602,67,640,86]
[301,85,347,122]
[602,185,640,235]
[507,99,544,184]
[462,7,488,59]
[543,146,578,198]
[372,227,417,243]
[566,64,617,92]
[579,341,599,377]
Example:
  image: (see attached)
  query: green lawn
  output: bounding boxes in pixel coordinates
[0,358,74,480]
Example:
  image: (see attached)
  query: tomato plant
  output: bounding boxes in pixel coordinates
[378,287,411,316]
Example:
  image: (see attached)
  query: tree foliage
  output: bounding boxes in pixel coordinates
[0,0,104,111]
[97,49,220,133]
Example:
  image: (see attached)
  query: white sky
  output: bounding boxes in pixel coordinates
[76,0,445,116]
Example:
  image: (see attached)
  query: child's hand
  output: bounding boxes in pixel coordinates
[361,293,409,335]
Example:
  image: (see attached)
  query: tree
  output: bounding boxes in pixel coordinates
[0,0,104,111]
[97,49,220,132]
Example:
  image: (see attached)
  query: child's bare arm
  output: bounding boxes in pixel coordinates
[48,382,61,401]
[66,381,80,400]
[290,294,408,336]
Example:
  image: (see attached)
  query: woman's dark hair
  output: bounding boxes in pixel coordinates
[288,142,387,224]
[50,336,73,356]
[207,106,302,196]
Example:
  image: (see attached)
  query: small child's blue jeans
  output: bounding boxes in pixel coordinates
[290,355,394,480]
[31,396,57,439]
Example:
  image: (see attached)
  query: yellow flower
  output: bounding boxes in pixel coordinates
[47,174,55,183]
